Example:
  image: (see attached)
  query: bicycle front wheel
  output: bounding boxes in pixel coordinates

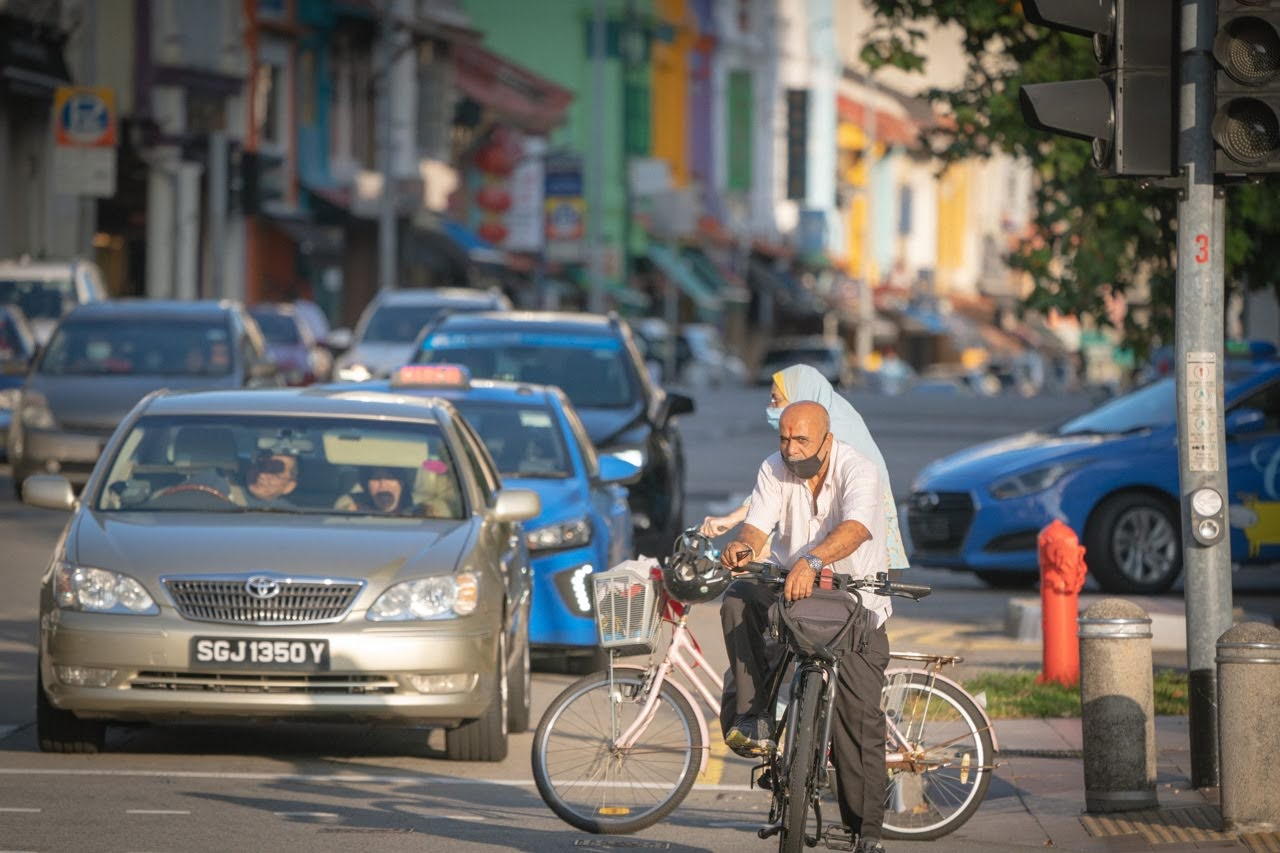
[880,671,995,840]
[780,668,824,853]
[531,670,702,834]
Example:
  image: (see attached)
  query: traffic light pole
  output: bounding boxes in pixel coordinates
[1175,0,1233,789]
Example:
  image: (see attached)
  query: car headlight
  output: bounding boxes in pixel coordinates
[526,516,592,553]
[606,447,647,469]
[20,391,56,429]
[367,572,478,621]
[989,463,1080,500]
[0,388,20,411]
[53,561,158,615]
[337,363,373,382]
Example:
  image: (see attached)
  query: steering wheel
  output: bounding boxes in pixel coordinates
[150,482,233,503]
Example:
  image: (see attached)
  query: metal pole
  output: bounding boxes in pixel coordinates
[207,131,228,299]
[1176,0,1232,789]
[586,0,607,314]
[377,0,396,293]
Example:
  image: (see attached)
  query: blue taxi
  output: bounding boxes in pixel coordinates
[330,365,639,669]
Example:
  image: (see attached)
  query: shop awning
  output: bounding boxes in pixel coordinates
[647,244,722,320]
[0,13,70,97]
[453,42,573,134]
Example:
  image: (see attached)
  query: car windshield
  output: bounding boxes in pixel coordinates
[96,414,466,518]
[39,320,234,377]
[251,312,302,344]
[1056,379,1175,435]
[0,277,75,320]
[454,401,572,479]
[763,346,837,366]
[418,331,637,409]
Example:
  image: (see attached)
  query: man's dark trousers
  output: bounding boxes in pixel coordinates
[720,577,891,837]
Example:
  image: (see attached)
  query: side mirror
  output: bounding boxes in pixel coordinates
[493,487,541,522]
[658,392,695,426]
[22,474,77,511]
[325,328,353,354]
[1226,407,1267,437]
[597,455,641,486]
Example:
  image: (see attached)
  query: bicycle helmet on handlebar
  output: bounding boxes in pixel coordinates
[661,529,732,604]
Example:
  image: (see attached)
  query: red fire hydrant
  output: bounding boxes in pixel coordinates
[1037,519,1088,687]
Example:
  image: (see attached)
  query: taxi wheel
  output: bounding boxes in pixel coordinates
[445,635,509,762]
[508,631,531,733]
[36,668,105,754]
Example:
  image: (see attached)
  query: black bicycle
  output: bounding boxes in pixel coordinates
[741,562,995,851]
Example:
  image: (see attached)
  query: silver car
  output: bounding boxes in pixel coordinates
[24,387,540,761]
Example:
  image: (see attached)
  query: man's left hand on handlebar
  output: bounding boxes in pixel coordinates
[784,561,816,601]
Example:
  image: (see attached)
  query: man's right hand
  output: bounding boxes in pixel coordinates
[721,541,754,569]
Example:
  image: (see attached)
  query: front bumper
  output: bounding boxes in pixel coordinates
[41,608,499,725]
[529,546,599,648]
[907,488,1044,575]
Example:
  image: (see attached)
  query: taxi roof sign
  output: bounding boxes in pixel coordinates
[392,364,472,389]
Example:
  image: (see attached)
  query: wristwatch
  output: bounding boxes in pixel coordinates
[802,553,824,572]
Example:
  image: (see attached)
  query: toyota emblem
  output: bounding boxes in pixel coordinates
[245,576,281,600]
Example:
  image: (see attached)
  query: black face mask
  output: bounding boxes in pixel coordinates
[783,434,829,480]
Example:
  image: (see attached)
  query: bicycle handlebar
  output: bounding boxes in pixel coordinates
[732,561,932,601]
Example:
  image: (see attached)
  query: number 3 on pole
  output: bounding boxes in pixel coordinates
[1195,234,1209,264]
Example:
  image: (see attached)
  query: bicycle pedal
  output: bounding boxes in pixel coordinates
[820,826,855,851]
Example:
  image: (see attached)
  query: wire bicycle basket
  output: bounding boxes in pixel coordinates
[592,559,664,656]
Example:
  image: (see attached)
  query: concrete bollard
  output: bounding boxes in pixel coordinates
[1078,599,1157,813]
[1216,622,1280,834]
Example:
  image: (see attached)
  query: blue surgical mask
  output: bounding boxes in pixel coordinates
[766,407,783,431]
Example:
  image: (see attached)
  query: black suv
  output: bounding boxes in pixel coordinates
[413,311,694,556]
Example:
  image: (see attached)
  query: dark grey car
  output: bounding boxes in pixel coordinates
[7,300,280,497]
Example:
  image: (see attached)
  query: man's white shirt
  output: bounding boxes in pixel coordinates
[742,437,892,625]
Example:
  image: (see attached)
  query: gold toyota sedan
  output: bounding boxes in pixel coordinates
[23,385,539,761]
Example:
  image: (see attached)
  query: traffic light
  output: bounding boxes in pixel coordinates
[1212,3,1280,174]
[1019,0,1177,177]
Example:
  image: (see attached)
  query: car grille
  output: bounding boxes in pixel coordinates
[906,492,974,554]
[131,671,397,694]
[163,577,363,625]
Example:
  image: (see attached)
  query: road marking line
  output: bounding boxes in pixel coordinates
[0,768,752,791]
[0,808,41,813]
[126,809,191,815]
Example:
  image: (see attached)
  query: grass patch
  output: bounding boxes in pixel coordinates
[961,669,1189,719]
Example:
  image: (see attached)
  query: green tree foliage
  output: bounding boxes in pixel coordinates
[861,0,1279,354]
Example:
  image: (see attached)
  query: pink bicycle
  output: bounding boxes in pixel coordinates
[530,536,998,840]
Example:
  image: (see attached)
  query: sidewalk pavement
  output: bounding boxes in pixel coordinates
[886,715,1279,853]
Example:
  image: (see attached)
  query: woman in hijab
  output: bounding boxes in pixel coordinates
[700,362,909,571]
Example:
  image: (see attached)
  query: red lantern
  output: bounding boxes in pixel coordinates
[477,220,509,243]
[476,185,512,212]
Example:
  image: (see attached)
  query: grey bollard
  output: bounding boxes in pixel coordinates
[1078,599,1157,813]
[1216,622,1280,834]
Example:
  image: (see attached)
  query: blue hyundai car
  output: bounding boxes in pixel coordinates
[907,360,1280,593]
[329,365,639,669]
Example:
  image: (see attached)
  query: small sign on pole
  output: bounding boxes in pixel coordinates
[51,86,117,198]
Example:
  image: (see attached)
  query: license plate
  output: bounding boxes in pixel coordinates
[190,637,330,671]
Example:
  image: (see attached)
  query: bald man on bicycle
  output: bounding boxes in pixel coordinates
[720,400,891,853]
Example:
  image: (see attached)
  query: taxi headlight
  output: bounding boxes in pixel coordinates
[989,462,1080,500]
[368,572,478,621]
[526,516,592,552]
[20,391,56,429]
[53,561,158,614]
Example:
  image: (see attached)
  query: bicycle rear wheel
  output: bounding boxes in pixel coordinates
[880,671,995,840]
[531,670,701,834]
[780,668,824,853]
